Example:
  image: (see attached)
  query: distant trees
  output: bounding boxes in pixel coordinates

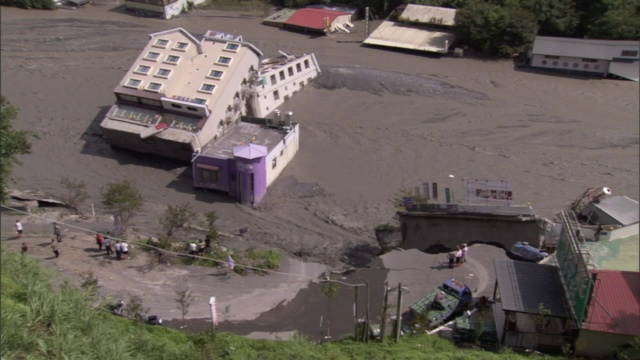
[0,0,56,9]
[0,95,36,204]
[582,0,640,40]
[59,177,90,215]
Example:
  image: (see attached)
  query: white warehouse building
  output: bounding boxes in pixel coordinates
[529,36,639,81]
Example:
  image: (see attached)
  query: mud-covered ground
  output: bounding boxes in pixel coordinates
[1,4,638,340]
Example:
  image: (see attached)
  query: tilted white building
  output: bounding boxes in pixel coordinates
[529,36,639,81]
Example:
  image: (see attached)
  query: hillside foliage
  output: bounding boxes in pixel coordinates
[1,246,563,360]
[0,0,56,9]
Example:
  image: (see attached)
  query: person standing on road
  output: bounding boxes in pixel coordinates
[53,222,62,242]
[51,239,60,258]
[188,241,197,260]
[96,232,104,251]
[198,239,205,255]
[455,246,463,267]
[461,243,468,263]
[104,232,112,256]
[15,220,23,239]
[447,251,456,269]
[121,240,129,260]
[114,240,122,261]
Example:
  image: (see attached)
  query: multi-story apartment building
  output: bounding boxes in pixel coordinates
[100,28,263,161]
[252,52,321,118]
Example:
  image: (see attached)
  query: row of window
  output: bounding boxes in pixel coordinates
[124,78,219,94]
[543,55,600,62]
[540,60,602,71]
[143,51,233,68]
[153,38,240,53]
[268,59,311,86]
[135,65,172,78]
[119,93,209,107]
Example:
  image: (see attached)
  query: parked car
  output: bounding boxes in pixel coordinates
[508,242,548,263]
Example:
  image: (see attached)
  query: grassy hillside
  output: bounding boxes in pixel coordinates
[1,247,558,360]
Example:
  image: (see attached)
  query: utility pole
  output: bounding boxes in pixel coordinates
[365,281,370,343]
[380,282,389,342]
[354,286,359,341]
[395,282,403,342]
[365,7,370,37]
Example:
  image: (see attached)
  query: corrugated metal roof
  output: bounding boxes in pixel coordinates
[494,260,570,318]
[285,8,350,31]
[262,8,297,26]
[582,270,640,336]
[531,36,640,61]
[399,4,457,26]
[594,196,639,226]
[363,21,455,54]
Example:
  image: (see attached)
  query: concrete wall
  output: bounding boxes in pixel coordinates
[265,124,299,187]
[399,215,541,251]
[574,329,637,359]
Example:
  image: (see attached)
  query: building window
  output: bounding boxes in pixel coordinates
[125,78,142,89]
[155,68,172,78]
[154,39,169,48]
[621,50,638,57]
[304,59,309,69]
[216,56,232,66]
[199,83,216,94]
[145,52,160,61]
[273,90,280,101]
[207,70,224,79]
[201,169,219,182]
[140,98,161,107]
[288,67,294,76]
[171,103,183,109]
[544,55,560,59]
[270,74,277,85]
[146,82,163,92]
[165,55,180,64]
[119,94,139,102]
[193,98,207,105]
[135,65,151,75]
[280,149,284,156]
[582,58,598,63]
[279,70,285,81]
[296,63,302,73]
[187,106,198,112]
[224,43,240,52]
[272,158,277,169]
[174,42,189,51]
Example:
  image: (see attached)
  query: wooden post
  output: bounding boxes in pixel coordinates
[395,282,403,342]
[354,286,359,341]
[380,282,389,342]
[365,281,370,343]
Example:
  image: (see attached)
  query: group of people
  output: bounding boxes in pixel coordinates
[95,231,129,260]
[188,238,210,259]
[447,243,468,269]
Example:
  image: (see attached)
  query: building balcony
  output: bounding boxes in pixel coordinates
[107,103,204,133]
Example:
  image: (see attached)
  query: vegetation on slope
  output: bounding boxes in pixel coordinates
[1,246,561,360]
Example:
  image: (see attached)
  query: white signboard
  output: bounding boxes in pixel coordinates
[464,179,513,205]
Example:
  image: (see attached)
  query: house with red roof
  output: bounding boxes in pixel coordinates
[283,8,353,34]
[574,270,640,358]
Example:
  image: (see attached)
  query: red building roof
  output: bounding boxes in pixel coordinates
[285,8,350,31]
[582,270,640,336]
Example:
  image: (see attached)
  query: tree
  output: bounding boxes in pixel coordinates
[454,0,538,56]
[586,0,640,40]
[0,0,56,9]
[174,287,195,328]
[101,180,143,235]
[0,95,36,204]
[59,177,90,214]
[159,203,196,240]
[204,211,219,243]
[519,0,579,36]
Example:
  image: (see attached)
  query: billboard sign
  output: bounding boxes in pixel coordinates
[464,179,513,205]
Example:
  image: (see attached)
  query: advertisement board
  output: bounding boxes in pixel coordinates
[464,179,513,205]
